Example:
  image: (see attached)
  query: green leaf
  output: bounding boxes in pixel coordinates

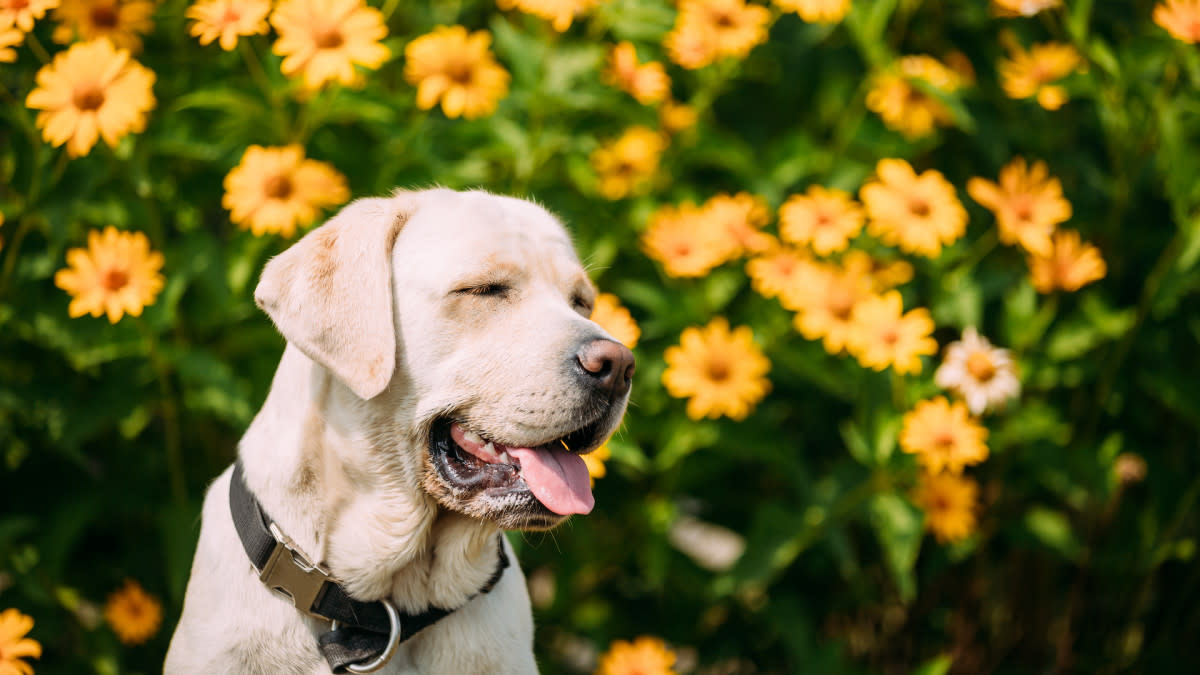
[869,493,923,602]
[911,655,954,675]
[1024,507,1083,561]
[840,420,873,466]
[654,417,720,471]
[1045,294,1135,361]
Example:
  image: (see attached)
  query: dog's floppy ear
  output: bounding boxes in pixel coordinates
[254,196,409,400]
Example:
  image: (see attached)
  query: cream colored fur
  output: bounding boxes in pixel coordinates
[165,188,622,674]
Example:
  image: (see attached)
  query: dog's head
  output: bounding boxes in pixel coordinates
[253,189,633,530]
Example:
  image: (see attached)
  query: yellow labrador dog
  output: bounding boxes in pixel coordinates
[165,189,634,674]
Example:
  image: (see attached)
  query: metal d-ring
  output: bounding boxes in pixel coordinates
[330,599,401,673]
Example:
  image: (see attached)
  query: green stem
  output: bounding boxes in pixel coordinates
[240,39,291,140]
[0,217,33,295]
[293,86,339,146]
[25,32,51,64]
[139,320,186,505]
[955,227,1000,274]
[380,0,402,22]
[1086,229,1185,437]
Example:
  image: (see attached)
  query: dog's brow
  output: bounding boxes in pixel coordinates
[455,260,525,287]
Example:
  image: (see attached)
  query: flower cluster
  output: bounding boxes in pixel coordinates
[642,192,770,277]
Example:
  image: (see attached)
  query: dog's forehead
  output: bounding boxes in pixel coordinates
[396,191,582,281]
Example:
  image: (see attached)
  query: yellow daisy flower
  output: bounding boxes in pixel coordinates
[779,186,865,256]
[186,0,270,51]
[773,0,850,23]
[998,39,1081,110]
[591,126,667,200]
[913,471,979,544]
[404,25,511,119]
[1028,229,1106,293]
[900,396,989,475]
[104,579,162,646]
[865,55,961,139]
[0,608,41,675]
[659,99,698,134]
[703,192,772,257]
[967,156,1071,257]
[860,158,968,259]
[590,292,641,349]
[664,17,716,70]
[641,201,738,278]
[663,317,771,421]
[604,41,670,105]
[789,261,873,353]
[497,0,598,32]
[52,0,155,53]
[26,39,156,158]
[665,0,770,70]
[935,326,1020,416]
[0,26,22,63]
[596,635,678,675]
[840,249,913,290]
[1154,0,1200,43]
[271,0,390,90]
[992,0,1060,17]
[582,443,610,486]
[846,290,937,375]
[54,226,164,323]
[746,245,818,302]
[223,145,349,238]
[1,0,57,32]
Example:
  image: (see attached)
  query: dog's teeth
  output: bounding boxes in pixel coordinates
[500,451,512,465]
[464,430,483,445]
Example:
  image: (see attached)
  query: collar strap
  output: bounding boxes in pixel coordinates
[229,460,509,673]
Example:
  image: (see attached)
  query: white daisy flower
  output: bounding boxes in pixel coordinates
[934,327,1020,415]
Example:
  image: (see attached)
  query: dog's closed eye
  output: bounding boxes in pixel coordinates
[455,283,511,297]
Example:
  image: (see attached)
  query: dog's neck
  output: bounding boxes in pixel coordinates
[239,345,503,614]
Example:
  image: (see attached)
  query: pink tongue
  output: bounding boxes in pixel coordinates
[507,445,595,516]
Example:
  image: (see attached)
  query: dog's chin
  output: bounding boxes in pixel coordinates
[423,415,613,531]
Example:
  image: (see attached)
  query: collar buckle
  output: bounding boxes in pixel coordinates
[260,522,331,616]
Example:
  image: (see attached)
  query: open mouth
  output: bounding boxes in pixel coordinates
[429,418,605,517]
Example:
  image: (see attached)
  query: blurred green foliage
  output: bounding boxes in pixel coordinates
[2,0,1200,673]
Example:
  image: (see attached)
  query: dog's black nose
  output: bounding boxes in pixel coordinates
[576,339,635,397]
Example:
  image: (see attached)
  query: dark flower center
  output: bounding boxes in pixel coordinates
[264,174,294,200]
[909,198,931,218]
[447,62,474,85]
[90,4,119,29]
[707,357,731,382]
[102,268,129,292]
[965,351,996,382]
[933,431,956,450]
[828,289,856,320]
[313,27,344,49]
[73,85,106,111]
[1011,194,1034,222]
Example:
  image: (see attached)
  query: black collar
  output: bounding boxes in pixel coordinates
[229,460,509,673]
